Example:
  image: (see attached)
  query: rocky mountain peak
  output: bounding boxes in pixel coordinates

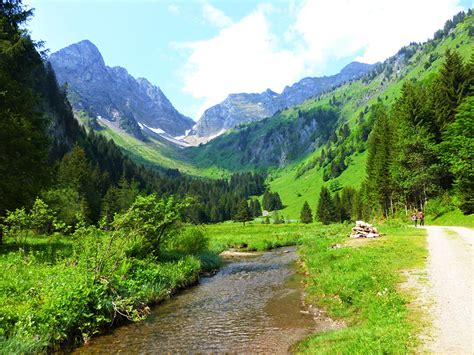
[50,40,194,138]
[189,61,375,142]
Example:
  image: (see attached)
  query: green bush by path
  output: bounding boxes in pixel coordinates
[295,226,427,354]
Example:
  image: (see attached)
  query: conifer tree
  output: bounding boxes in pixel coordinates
[364,103,395,217]
[441,96,474,214]
[432,49,472,135]
[300,201,313,224]
[316,187,336,225]
[234,200,252,226]
[0,2,50,215]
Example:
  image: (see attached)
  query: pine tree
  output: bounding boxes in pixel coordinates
[441,96,474,214]
[364,103,395,217]
[316,187,336,225]
[300,201,313,224]
[234,200,252,226]
[250,199,262,217]
[432,49,471,135]
[0,2,51,215]
[262,190,271,211]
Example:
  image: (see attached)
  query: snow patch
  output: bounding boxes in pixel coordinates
[174,129,192,141]
[142,123,165,135]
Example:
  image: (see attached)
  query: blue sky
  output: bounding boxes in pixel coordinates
[25,0,472,120]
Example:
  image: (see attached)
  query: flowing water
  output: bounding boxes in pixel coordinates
[75,247,319,354]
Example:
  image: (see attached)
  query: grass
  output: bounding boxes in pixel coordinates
[0,231,220,353]
[205,222,316,252]
[294,224,428,354]
[268,152,367,219]
[428,209,474,228]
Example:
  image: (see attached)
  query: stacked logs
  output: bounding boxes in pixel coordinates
[350,221,381,238]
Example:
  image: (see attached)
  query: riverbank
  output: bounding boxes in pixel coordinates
[294,224,427,353]
[0,233,220,353]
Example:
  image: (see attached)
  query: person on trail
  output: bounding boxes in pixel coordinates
[411,212,418,227]
[418,211,425,226]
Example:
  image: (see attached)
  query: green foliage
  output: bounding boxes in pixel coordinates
[249,199,262,218]
[441,96,474,214]
[166,226,209,254]
[101,177,140,225]
[113,194,190,256]
[29,198,55,235]
[300,201,313,224]
[233,200,252,225]
[328,180,342,193]
[262,190,283,211]
[2,208,30,244]
[0,193,217,352]
[364,103,395,217]
[432,48,472,134]
[0,2,50,215]
[41,187,85,230]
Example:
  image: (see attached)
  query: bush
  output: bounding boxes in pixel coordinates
[166,226,209,254]
[424,193,455,218]
[30,198,55,235]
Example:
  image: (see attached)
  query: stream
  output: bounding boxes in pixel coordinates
[74,246,319,353]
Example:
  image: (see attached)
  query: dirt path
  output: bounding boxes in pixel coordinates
[424,226,473,354]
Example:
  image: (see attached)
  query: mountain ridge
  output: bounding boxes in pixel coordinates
[188,61,375,142]
[49,40,194,139]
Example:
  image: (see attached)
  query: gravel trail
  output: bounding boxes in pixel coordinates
[424,226,473,354]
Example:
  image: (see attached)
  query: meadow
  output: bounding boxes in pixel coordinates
[1,221,428,353]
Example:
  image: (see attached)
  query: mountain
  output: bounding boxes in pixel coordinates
[187,10,473,202]
[49,40,194,139]
[189,61,375,141]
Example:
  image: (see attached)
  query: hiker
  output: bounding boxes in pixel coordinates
[411,212,418,227]
[418,211,425,226]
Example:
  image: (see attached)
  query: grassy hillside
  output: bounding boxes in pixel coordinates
[267,13,473,218]
[76,111,228,178]
[269,152,367,219]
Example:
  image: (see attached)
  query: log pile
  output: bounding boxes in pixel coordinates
[350,221,381,238]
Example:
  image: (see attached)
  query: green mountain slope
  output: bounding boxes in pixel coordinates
[75,110,227,178]
[269,13,473,218]
[182,12,473,218]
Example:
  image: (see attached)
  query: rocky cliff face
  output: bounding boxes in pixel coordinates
[49,40,194,138]
[191,62,374,140]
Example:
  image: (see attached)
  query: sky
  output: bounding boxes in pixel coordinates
[25,0,472,120]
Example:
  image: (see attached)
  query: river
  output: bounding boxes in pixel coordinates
[74,246,319,353]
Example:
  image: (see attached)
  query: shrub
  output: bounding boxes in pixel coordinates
[30,198,55,235]
[166,226,209,254]
[2,207,30,244]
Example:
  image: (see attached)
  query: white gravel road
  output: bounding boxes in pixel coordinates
[424,226,473,354]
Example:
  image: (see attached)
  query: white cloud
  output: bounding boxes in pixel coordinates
[182,5,305,117]
[293,0,463,65]
[180,0,464,117]
[201,1,233,28]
